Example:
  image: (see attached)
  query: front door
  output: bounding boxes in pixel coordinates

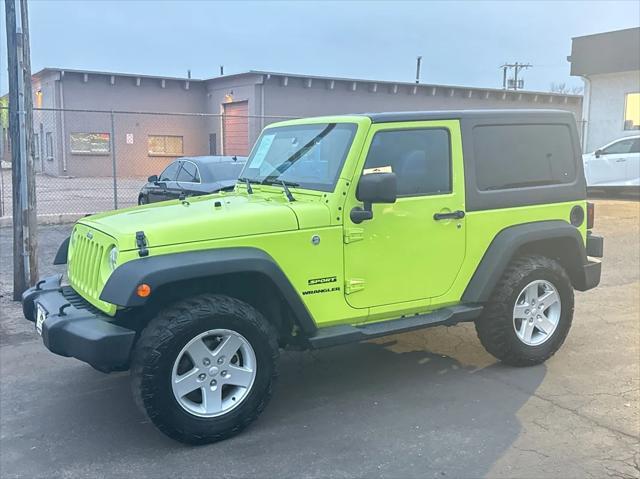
[589,137,636,185]
[343,120,466,310]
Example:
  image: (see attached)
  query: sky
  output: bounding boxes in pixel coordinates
[1,0,639,95]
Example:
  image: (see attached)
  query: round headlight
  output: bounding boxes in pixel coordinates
[108,246,119,271]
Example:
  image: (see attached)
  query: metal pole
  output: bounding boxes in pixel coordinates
[19,0,38,288]
[6,0,37,299]
[110,110,118,209]
[415,56,422,84]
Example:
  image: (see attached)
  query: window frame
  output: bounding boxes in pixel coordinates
[33,133,40,160]
[363,126,453,198]
[45,132,54,161]
[175,160,202,184]
[623,92,640,131]
[147,135,184,157]
[69,132,111,156]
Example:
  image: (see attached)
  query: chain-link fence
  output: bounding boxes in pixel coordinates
[0,107,295,219]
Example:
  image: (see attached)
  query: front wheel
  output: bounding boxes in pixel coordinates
[475,255,574,367]
[130,294,279,444]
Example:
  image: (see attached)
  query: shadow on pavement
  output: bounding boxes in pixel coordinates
[3,337,547,478]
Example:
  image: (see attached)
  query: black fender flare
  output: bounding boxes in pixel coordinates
[53,236,70,265]
[462,220,589,303]
[100,247,317,334]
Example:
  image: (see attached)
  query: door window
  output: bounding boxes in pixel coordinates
[176,161,201,183]
[159,161,180,181]
[601,139,635,155]
[363,129,451,196]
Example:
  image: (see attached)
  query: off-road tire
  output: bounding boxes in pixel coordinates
[474,255,574,367]
[130,293,279,444]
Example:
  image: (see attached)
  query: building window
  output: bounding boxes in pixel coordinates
[624,92,640,130]
[33,133,40,160]
[148,135,184,156]
[69,132,111,155]
[45,132,54,161]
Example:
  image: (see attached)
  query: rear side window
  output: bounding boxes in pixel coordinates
[473,124,576,191]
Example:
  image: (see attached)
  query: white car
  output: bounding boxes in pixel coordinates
[583,135,640,191]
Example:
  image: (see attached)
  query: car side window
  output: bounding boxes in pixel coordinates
[177,161,200,183]
[602,139,634,155]
[363,128,451,197]
[630,139,640,154]
[159,161,180,181]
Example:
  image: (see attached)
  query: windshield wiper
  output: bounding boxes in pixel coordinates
[237,177,254,194]
[261,178,298,201]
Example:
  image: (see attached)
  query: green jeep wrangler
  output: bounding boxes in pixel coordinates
[23,110,603,444]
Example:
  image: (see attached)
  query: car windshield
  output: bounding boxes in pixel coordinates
[202,160,246,182]
[239,123,357,192]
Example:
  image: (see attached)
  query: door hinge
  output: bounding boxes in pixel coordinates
[345,278,365,294]
[344,228,364,244]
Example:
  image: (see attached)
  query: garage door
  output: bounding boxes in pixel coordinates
[223,101,249,156]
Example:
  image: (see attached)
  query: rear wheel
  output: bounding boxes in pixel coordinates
[131,294,279,444]
[475,255,574,366]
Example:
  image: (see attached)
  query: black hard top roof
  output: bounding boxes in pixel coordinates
[366,109,576,123]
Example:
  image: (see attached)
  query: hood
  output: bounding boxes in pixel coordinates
[81,193,305,251]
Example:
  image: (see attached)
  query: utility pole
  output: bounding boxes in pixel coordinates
[6,0,38,300]
[415,56,422,84]
[499,62,532,90]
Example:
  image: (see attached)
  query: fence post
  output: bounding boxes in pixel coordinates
[110,110,118,209]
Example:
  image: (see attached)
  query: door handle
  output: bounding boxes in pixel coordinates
[433,210,465,221]
[615,159,627,162]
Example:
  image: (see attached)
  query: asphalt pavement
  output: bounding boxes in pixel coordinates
[0,198,638,478]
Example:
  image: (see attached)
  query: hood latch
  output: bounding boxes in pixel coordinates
[136,231,149,257]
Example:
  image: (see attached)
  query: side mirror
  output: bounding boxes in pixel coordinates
[350,172,397,224]
[148,174,159,183]
[594,149,602,158]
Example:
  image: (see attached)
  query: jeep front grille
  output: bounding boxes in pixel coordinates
[67,224,117,315]
[69,233,105,298]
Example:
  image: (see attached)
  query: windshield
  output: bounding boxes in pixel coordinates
[239,123,357,192]
[202,160,245,182]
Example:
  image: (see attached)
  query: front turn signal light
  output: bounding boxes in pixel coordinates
[136,283,151,298]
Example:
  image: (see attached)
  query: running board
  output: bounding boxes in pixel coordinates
[309,305,483,349]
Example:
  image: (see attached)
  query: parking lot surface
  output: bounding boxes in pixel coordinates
[0,198,638,478]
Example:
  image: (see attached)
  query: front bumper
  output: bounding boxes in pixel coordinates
[22,275,135,372]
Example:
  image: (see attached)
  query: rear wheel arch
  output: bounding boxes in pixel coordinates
[462,221,586,303]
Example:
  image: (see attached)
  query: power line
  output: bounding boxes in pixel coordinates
[500,62,532,90]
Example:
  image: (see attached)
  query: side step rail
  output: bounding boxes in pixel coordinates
[309,305,483,349]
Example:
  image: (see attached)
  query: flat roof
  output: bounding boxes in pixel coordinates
[28,67,581,100]
[569,27,640,76]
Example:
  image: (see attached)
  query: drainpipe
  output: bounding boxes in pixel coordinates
[58,74,67,173]
[580,76,591,153]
